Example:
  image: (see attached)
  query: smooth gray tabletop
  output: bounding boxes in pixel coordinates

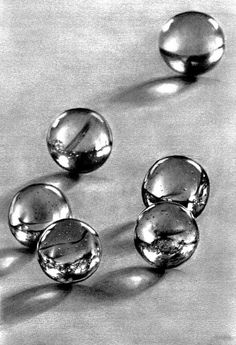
[0,1,235,345]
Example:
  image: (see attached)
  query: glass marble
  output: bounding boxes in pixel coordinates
[142,155,209,218]
[47,108,113,173]
[8,184,72,248]
[134,201,199,269]
[37,218,102,284]
[159,11,225,75]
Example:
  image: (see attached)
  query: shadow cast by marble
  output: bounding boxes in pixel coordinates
[110,76,197,106]
[1,283,71,325]
[0,247,34,277]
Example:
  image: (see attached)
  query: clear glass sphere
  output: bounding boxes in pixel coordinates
[47,108,113,173]
[8,183,71,248]
[134,201,199,269]
[37,218,102,284]
[159,11,225,75]
[142,155,209,217]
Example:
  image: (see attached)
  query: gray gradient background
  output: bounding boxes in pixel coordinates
[0,1,235,344]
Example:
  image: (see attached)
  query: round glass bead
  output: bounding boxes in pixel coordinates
[8,183,71,248]
[134,201,199,269]
[47,108,113,173]
[159,11,225,75]
[37,218,102,284]
[142,155,209,218]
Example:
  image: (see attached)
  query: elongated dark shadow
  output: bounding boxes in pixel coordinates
[205,334,236,345]
[92,266,165,300]
[102,221,135,240]
[101,221,136,257]
[26,171,81,192]
[68,266,165,304]
[1,283,71,325]
[109,75,197,106]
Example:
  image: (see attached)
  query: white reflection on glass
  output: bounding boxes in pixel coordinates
[170,60,186,73]
[208,18,219,30]
[163,37,180,53]
[162,18,174,33]
[208,47,224,64]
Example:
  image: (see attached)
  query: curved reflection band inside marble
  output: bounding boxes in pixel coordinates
[47,108,113,173]
[37,218,102,284]
[134,201,199,269]
[142,155,210,218]
[8,183,72,248]
[159,11,225,75]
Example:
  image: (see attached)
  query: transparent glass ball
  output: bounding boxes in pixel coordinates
[37,218,102,284]
[47,108,113,173]
[134,201,199,269]
[159,11,225,75]
[142,155,210,218]
[8,183,72,248]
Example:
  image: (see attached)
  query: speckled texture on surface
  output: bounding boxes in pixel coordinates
[0,1,235,344]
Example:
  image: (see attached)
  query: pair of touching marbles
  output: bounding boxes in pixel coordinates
[9,108,112,283]
[135,155,209,270]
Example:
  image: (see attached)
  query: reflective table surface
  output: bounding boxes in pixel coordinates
[0,1,235,345]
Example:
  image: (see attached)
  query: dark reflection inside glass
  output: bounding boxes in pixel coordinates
[8,183,71,248]
[38,218,102,284]
[135,201,199,269]
[47,108,112,173]
[159,11,225,75]
[142,155,210,217]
